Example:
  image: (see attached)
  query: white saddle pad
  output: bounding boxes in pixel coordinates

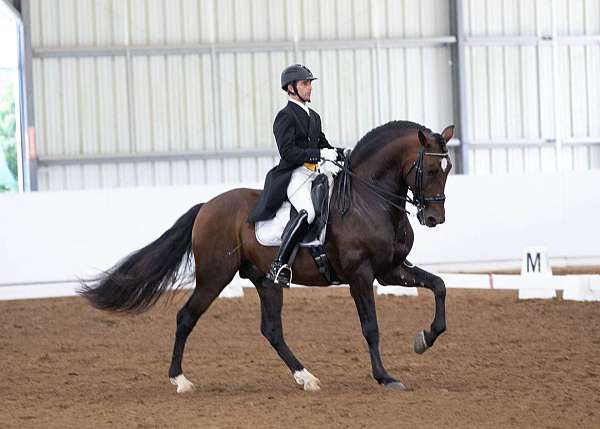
[255,201,327,247]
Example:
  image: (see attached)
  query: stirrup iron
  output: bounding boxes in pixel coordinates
[276,263,292,287]
[267,262,291,287]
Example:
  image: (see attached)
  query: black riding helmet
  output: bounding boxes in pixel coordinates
[281,64,317,102]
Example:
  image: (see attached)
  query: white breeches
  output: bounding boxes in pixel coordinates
[287,166,317,224]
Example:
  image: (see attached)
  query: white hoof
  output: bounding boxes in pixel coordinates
[170,374,195,394]
[414,330,429,355]
[293,369,321,392]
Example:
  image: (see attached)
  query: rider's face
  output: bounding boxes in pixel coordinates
[289,79,312,102]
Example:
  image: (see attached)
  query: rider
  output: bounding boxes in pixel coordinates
[247,64,341,287]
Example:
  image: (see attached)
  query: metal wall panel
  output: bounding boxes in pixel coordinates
[29,0,456,190]
[464,0,600,174]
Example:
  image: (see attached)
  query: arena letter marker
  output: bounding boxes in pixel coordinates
[518,246,556,300]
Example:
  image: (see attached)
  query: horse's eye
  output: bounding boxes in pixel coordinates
[427,170,437,177]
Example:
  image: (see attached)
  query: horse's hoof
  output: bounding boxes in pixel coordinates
[293,368,321,392]
[304,380,321,392]
[170,374,195,394]
[383,381,407,391]
[414,330,429,354]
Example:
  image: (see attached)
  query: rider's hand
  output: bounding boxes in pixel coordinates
[319,160,342,176]
[320,148,338,162]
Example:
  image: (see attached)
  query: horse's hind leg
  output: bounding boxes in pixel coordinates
[243,265,320,391]
[380,261,446,354]
[168,273,227,393]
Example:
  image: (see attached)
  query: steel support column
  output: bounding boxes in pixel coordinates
[450,0,470,174]
[20,0,37,190]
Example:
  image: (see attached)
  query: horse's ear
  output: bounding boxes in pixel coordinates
[441,125,455,142]
[418,130,429,148]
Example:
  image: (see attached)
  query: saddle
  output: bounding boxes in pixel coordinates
[255,174,340,283]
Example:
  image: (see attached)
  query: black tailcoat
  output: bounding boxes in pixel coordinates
[247,101,333,222]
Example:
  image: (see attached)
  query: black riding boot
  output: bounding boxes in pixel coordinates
[266,209,309,287]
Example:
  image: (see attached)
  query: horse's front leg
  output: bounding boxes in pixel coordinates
[379,261,447,354]
[349,268,406,390]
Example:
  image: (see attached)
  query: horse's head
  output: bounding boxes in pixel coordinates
[406,126,454,227]
[340,121,455,224]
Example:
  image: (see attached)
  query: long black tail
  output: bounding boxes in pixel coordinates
[79,203,203,313]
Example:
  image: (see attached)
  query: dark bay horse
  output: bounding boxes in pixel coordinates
[80,121,454,393]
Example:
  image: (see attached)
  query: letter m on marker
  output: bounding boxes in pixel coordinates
[527,252,541,273]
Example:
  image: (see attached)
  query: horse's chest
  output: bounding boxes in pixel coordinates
[393,220,414,259]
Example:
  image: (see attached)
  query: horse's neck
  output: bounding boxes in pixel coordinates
[338,146,410,223]
[352,143,411,202]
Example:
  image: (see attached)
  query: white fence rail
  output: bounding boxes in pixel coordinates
[1,171,599,291]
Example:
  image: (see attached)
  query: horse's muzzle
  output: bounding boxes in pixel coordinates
[418,211,444,227]
[426,216,443,227]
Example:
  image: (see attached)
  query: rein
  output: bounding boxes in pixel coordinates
[334,158,414,216]
[331,147,449,219]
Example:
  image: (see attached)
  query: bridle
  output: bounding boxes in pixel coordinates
[332,146,450,223]
[406,146,450,212]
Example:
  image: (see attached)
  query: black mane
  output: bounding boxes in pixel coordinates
[349,120,435,166]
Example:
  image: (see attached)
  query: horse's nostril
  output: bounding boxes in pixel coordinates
[427,216,437,225]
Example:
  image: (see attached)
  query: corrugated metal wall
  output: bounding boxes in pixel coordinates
[28,0,600,189]
[29,0,455,190]
[464,0,600,174]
